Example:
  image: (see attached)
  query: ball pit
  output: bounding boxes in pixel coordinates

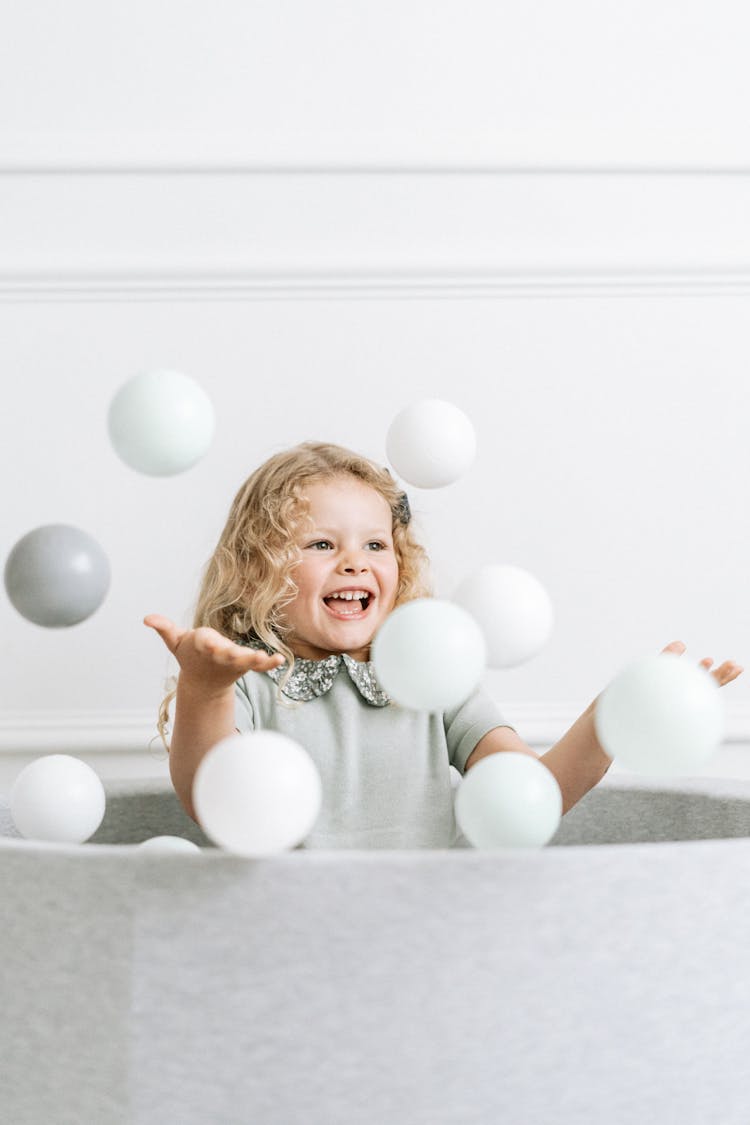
[2,774,750,1124]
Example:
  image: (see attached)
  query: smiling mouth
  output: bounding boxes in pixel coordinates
[323,593,372,618]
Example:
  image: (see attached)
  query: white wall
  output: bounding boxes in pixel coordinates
[2,1,750,768]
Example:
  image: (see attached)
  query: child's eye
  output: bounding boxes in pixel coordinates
[306,539,388,552]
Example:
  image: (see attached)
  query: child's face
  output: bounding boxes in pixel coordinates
[281,476,400,662]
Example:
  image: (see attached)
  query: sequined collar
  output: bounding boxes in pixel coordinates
[243,637,390,707]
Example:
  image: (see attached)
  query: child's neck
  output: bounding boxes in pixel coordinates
[291,641,370,663]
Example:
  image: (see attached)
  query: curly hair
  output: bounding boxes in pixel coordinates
[157,442,433,745]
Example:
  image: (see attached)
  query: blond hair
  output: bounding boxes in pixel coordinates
[157,441,432,745]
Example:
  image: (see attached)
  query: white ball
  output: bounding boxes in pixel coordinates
[137,835,202,853]
[108,369,215,476]
[372,598,487,711]
[385,399,476,488]
[10,755,106,843]
[453,564,554,668]
[594,653,724,775]
[192,731,322,856]
[455,752,562,848]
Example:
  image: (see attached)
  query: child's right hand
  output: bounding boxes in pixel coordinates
[144,613,285,695]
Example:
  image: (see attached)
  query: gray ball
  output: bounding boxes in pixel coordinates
[4,524,111,627]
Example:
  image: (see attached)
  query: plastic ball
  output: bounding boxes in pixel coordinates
[385,399,476,488]
[455,752,562,848]
[453,564,554,668]
[107,369,215,476]
[192,731,322,856]
[372,598,487,711]
[594,653,724,775]
[10,755,106,843]
[137,835,202,853]
[4,524,111,627]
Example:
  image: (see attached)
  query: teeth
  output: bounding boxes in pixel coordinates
[327,591,369,600]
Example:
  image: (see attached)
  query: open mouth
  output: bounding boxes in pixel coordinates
[323,591,372,619]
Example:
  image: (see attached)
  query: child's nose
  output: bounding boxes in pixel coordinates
[339,549,369,573]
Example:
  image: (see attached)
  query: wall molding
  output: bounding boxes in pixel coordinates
[0,712,161,755]
[3,171,750,300]
[5,162,750,175]
[513,704,750,749]
[2,704,750,755]
[3,269,750,302]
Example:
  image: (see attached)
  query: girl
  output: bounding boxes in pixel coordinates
[145,441,743,848]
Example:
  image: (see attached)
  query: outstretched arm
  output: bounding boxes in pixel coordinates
[464,641,743,816]
[144,614,284,820]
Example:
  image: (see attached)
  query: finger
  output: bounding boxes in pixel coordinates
[700,657,714,670]
[192,628,258,668]
[144,613,184,653]
[198,637,285,672]
[712,660,744,686]
[661,640,687,655]
[712,661,732,685]
[242,650,285,671]
[192,626,228,655]
[144,612,172,630]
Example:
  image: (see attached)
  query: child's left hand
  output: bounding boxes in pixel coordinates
[661,640,743,688]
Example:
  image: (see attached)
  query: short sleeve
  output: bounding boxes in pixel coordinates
[443,687,515,775]
[235,678,255,733]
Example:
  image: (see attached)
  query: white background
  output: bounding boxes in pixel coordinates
[2,1,750,779]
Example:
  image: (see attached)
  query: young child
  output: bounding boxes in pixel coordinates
[145,440,743,849]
